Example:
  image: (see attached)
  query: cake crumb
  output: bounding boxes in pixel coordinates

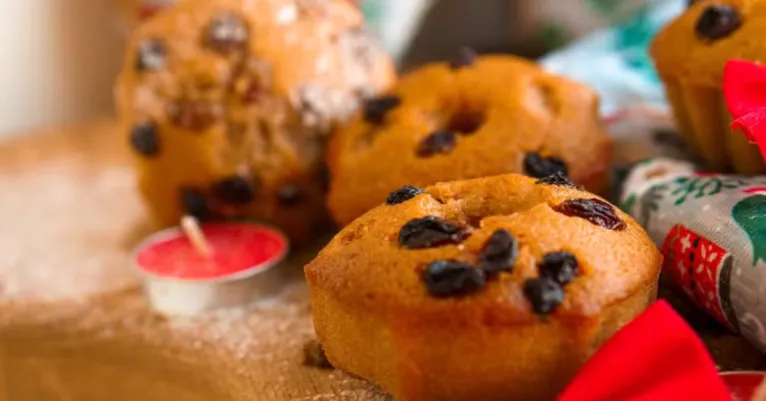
[302,339,333,369]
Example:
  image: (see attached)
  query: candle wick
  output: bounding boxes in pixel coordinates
[180,216,213,258]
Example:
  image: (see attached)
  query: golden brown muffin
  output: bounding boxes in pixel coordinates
[651,0,766,174]
[306,173,662,401]
[115,0,394,240]
[326,53,612,226]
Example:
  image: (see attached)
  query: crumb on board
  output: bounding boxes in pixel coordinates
[303,338,334,369]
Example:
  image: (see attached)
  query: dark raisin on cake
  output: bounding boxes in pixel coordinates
[180,187,210,220]
[416,131,457,157]
[695,5,741,42]
[553,198,626,231]
[398,216,471,249]
[524,277,564,315]
[130,122,161,157]
[523,152,568,179]
[421,260,486,297]
[363,95,401,125]
[535,172,578,189]
[386,185,424,205]
[212,175,257,205]
[538,252,579,285]
[479,229,519,274]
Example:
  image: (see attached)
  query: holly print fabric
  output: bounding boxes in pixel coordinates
[621,158,766,354]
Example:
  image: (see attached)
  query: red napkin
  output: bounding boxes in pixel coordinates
[557,300,731,401]
[723,59,766,161]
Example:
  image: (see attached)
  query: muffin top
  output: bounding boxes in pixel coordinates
[652,0,766,87]
[326,54,611,225]
[117,0,394,135]
[114,0,395,238]
[306,173,661,325]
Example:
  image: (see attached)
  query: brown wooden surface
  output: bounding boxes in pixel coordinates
[0,120,387,400]
[0,121,763,400]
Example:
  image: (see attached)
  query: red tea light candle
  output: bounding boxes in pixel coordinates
[134,217,289,316]
[721,371,766,401]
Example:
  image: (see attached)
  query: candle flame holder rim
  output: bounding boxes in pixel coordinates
[720,371,766,376]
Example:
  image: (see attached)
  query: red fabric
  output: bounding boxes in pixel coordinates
[557,300,731,401]
[723,59,766,160]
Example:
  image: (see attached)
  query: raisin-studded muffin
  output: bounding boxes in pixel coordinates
[651,0,766,174]
[306,173,662,401]
[115,0,394,240]
[326,52,612,226]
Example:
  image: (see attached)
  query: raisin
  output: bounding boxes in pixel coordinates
[421,260,486,298]
[523,152,568,179]
[535,172,578,189]
[479,229,519,274]
[553,198,626,231]
[538,252,579,285]
[695,5,741,41]
[212,175,257,205]
[302,339,333,369]
[416,130,457,157]
[180,187,210,220]
[204,13,249,54]
[398,216,470,249]
[135,39,166,71]
[168,100,221,131]
[363,95,401,125]
[277,185,303,207]
[449,47,478,69]
[130,122,160,157]
[386,185,424,205]
[523,277,564,315]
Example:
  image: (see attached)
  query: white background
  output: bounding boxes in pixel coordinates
[0,0,125,138]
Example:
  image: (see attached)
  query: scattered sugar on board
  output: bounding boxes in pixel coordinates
[292,389,392,401]
[168,282,315,363]
[0,162,141,302]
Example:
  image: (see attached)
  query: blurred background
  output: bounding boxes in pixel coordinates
[0,0,668,138]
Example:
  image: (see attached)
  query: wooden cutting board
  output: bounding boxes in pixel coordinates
[0,121,762,400]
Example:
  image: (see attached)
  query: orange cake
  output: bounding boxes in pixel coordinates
[326,53,612,226]
[115,0,394,241]
[651,0,766,173]
[307,173,662,401]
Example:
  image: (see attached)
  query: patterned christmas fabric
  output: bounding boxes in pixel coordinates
[621,158,766,353]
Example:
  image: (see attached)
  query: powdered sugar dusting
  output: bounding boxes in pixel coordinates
[0,161,141,302]
[168,282,313,363]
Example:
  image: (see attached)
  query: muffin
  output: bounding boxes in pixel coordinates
[326,52,612,226]
[306,173,662,401]
[115,0,394,240]
[651,0,766,174]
